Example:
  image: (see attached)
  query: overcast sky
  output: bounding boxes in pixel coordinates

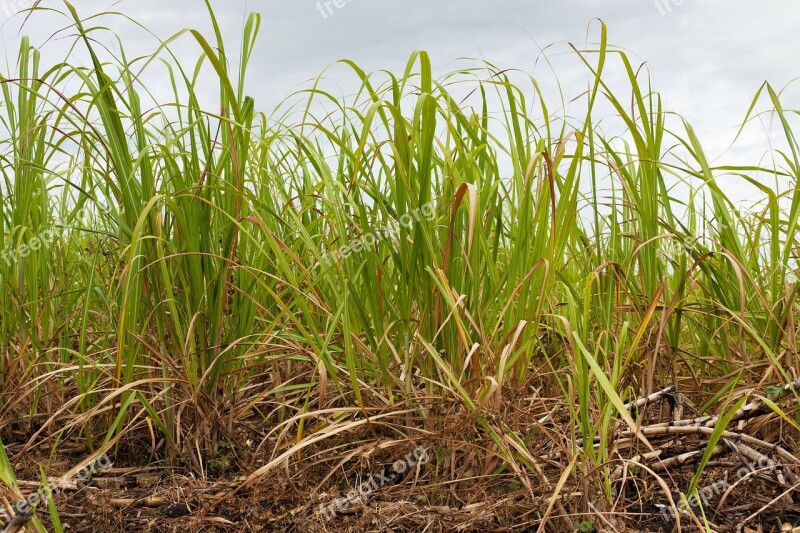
[1,1,798,203]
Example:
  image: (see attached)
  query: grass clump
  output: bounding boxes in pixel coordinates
[0,2,799,531]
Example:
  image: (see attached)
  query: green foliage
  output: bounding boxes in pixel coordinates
[0,3,796,519]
